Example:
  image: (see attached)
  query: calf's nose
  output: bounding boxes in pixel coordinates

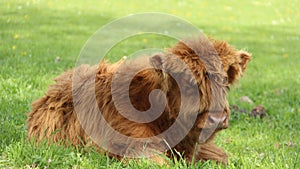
[208,115,228,129]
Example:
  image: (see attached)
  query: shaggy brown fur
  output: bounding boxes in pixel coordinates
[27,36,251,165]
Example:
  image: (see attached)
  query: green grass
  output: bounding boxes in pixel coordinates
[1,0,299,168]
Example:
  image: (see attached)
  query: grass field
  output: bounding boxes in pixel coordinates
[1,0,299,168]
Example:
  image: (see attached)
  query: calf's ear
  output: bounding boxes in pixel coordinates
[149,53,165,70]
[149,53,183,73]
[239,51,251,72]
[227,51,251,84]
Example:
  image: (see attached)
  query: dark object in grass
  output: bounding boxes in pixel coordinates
[27,36,251,165]
[250,105,266,119]
[230,105,247,114]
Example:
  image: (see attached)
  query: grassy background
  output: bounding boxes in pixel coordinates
[0,0,299,168]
